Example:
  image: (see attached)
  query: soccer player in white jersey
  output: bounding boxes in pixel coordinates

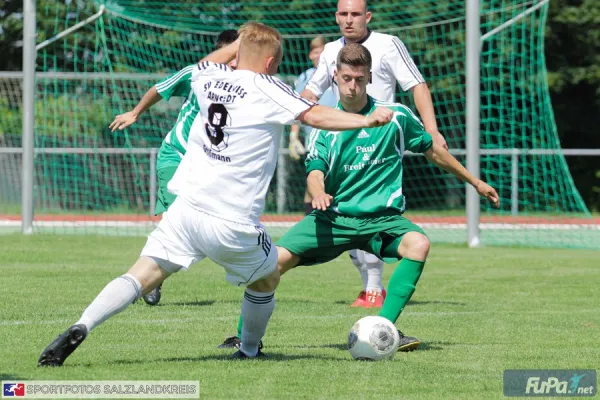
[108,29,239,306]
[289,36,338,215]
[37,22,394,365]
[301,0,448,309]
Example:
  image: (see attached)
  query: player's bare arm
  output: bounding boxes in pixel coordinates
[411,83,448,149]
[423,142,500,207]
[109,86,163,132]
[298,104,393,131]
[306,170,333,211]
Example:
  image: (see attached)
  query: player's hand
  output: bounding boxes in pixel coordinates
[311,192,333,211]
[289,138,306,161]
[365,107,393,128]
[428,129,448,150]
[475,180,500,208]
[109,111,138,132]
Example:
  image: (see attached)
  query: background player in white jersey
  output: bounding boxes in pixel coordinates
[289,36,338,215]
[108,30,239,306]
[37,22,394,365]
[301,0,448,309]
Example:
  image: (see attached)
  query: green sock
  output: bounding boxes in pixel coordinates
[378,258,426,324]
[236,315,243,339]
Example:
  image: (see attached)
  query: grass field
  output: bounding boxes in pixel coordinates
[1,235,599,399]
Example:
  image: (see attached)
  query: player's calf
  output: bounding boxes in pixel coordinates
[218,248,295,351]
[377,231,430,351]
[238,269,279,358]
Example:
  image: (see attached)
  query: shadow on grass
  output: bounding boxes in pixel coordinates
[416,341,455,351]
[408,300,467,306]
[64,341,456,367]
[334,299,466,306]
[295,341,452,352]
[156,299,319,306]
[293,343,348,351]
[0,374,29,380]
[100,352,344,365]
[157,300,215,307]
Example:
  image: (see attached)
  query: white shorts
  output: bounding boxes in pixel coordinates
[140,197,277,286]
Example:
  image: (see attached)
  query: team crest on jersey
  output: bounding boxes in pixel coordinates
[205,103,231,152]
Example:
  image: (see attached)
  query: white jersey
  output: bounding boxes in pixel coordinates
[168,61,314,224]
[305,31,424,102]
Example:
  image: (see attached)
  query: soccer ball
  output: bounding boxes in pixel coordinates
[347,316,400,361]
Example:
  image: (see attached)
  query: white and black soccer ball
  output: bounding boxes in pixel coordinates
[347,316,400,361]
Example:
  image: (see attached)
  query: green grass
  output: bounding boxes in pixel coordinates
[1,235,599,399]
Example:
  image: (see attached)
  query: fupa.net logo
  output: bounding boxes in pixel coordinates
[504,369,597,397]
[526,373,594,395]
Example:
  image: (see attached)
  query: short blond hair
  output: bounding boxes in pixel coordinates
[310,35,326,50]
[238,22,283,62]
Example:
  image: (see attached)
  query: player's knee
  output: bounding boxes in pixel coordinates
[128,256,170,292]
[399,232,430,261]
[410,234,430,260]
[266,269,280,290]
[249,268,280,292]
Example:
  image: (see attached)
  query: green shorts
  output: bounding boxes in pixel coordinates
[154,166,178,215]
[277,210,425,266]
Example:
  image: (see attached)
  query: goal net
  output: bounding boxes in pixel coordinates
[0,0,597,248]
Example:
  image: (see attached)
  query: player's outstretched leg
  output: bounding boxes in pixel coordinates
[38,257,170,366]
[231,268,280,359]
[378,231,429,352]
[222,247,299,352]
[349,250,386,308]
[143,283,163,306]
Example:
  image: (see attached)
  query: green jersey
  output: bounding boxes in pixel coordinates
[155,64,198,169]
[305,96,433,216]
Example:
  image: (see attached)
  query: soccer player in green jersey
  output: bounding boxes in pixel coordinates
[109,30,239,305]
[229,43,499,351]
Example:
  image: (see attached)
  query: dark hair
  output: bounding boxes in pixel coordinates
[336,43,372,70]
[215,29,239,50]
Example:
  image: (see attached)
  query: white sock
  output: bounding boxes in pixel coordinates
[75,274,142,332]
[349,249,368,291]
[364,252,384,293]
[240,288,275,357]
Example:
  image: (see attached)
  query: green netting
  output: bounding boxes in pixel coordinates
[0,0,597,248]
